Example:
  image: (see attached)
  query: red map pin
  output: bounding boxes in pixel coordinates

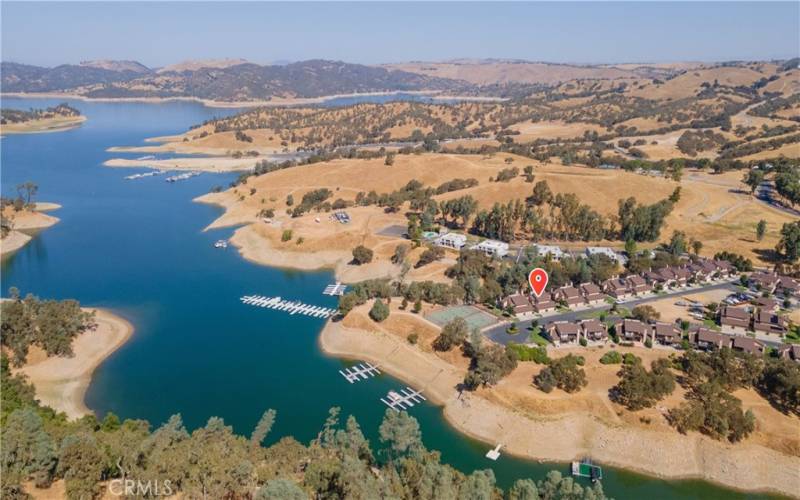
[528,268,549,297]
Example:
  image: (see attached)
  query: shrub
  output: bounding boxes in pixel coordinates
[407,333,418,345]
[369,299,389,322]
[600,351,623,364]
[508,343,550,364]
[281,230,293,242]
[579,337,588,347]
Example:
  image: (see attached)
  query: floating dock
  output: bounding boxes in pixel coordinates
[166,172,200,183]
[323,282,347,296]
[240,295,337,318]
[486,444,502,461]
[124,171,163,180]
[571,458,603,482]
[339,363,380,383]
[381,387,426,411]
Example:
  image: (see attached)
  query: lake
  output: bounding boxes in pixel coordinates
[0,96,775,499]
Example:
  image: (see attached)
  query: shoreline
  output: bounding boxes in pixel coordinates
[0,115,86,135]
[318,319,800,498]
[2,91,505,109]
[12,308,134,419]
[1,205,61,257]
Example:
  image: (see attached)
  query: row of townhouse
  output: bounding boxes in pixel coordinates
[688,326,771,356]
[546,319,608,344]
[718,305,789,338]
[748,271,800,297]
[602,259,736,300]
[503,282,605,318]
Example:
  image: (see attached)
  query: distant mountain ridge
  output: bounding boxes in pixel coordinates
[1,59,466,101]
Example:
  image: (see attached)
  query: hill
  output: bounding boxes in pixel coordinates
[1,59,467,101]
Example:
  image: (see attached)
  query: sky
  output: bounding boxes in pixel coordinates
[2,2,798,67]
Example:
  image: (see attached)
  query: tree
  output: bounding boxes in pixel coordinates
[16,182,37,207]
[1,408,56,488]
[624,239,637,256]
[391,244,409,265]
[756,220,767,241]
[57,434,104,500]
[251,409,276,447]
[527,180,552,206]
[369,299,389,322]
[742,169,764,194]
[777,221,800,261]
[669,381,755,442]
[433,317,469,351]
[631,304,660,322]
[691,239,703,256]
[534,354,587,393]
[352,245,374,265]
[379,409,423,457]
[286,194,294,206]
[384,152,395,166]
[416,246,444,268]
[666,230,688,256]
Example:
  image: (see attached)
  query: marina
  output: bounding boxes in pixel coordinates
[240,295,337,318]
[166,171,201,183]
[381,387,426,411]
[339,362,381,383]
[323,282,348,296]
[124,170,164,180]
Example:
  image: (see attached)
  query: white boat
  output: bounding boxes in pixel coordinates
[214,240,228,248]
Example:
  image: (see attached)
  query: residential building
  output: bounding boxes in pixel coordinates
[719,306,751,333]
[779,344,800,363]
[713,260,735,278]
[752,310,787,337]
[471,239,509,258]
[552,286,583,307]
[532,294,557,313]
[502,293,535,319]
[434,232,467,250]
[752,297,779,312]
[602,277,631,299]
[731,336,765,356]
[749,272,780,293]
[580,319,607,342]
[578,282,605,304]
[533,244,565,261]
[547,321,580,344]
[615,319,651,343]
[777,275,800,297]
[626,275,651,295]
[585,246,627,266]
[690,327,728,351]
[652,322,682,346]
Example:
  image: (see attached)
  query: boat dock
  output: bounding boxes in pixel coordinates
[485,444,502,461]
[166,172,200,183]
[323,282,347,296]
[240,295,337,318]
[124,171,163,180]
[571,458,603,482]
[339,363,380,383]
[381,387,426,411]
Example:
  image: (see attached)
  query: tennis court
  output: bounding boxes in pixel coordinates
[426,305,498,331]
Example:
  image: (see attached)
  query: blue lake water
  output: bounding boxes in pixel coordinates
[0,96,776,499]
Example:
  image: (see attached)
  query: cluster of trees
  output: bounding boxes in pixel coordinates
[351,245,374,265]
[777,221,800,261]
[0,357,610,499]
[617,196,675,242]
[462,330,519,390]
[774,167,800,208]
[1,288,96,366]
[676,129,727,157]
[290,188,333,217]
[612,357,675,410]
[534,354,587,393]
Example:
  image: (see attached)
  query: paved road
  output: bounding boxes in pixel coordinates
[756,181,800,218]
[484,280,740,346]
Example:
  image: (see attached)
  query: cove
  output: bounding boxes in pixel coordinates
[0,96,777,499]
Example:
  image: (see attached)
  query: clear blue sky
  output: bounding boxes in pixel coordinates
[2,2,798,67]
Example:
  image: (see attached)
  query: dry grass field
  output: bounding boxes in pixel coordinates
[627,66,773,100]
[198,153,796,269]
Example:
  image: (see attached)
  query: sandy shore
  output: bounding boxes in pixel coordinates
[2,90,504,109]
[13,309,134,419]
[1,205,61,257]
[104,156,258,172]
[0,115,86,135]
[319,319,800,497]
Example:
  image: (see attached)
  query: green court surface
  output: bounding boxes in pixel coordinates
[426,305,498,330]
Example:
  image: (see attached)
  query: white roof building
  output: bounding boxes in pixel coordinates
[435,232,467,250]
[471,239,509,257]
[585,246,627,265]
[533,244,565,261]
